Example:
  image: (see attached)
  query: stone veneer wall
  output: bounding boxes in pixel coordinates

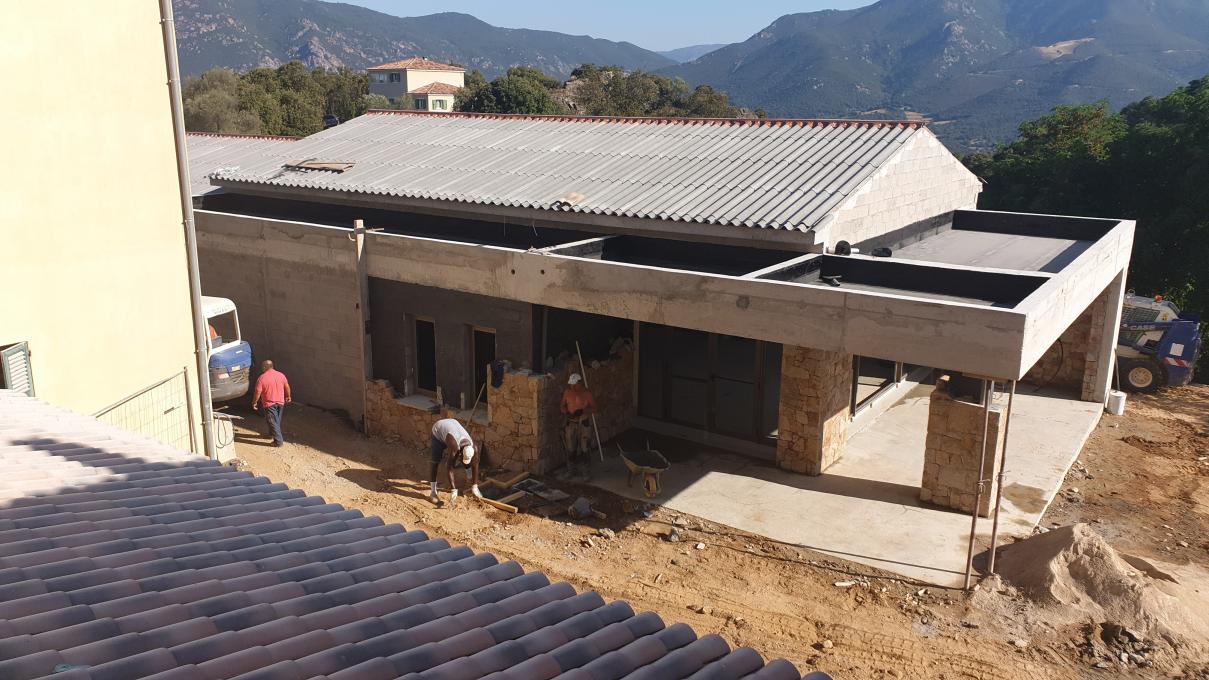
[1023,286,1112,401]
[365,348,635,473]
[776,346,853,475]
[536,349,636,470]
[919,376,1003,517]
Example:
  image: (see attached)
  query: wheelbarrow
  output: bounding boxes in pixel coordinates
[618,442,670,498]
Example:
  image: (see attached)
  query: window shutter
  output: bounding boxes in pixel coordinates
[1,342,34,397]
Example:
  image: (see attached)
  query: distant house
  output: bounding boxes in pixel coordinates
[367,57,464,110]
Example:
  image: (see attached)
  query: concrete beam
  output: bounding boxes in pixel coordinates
[194,209,1135,382]
[1087,268,1128,404]
[358,223,1028,377]
[1015,220,1135,378]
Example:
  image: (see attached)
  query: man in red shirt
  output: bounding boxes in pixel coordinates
[251,360,291,447]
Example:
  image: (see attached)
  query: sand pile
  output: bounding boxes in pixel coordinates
[995,524,1209,649]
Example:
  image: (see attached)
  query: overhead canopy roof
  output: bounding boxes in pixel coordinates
[209,111,928,235]
[186,133,298,197]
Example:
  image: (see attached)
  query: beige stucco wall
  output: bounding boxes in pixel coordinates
[818,128,983,248]
[369,69,464,102]
[404,69,465,93]
[0,5,202,449]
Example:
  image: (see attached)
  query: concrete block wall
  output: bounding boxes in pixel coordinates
[822,129,982,248]
[919,376,1002,517]
[1022,285,1112,400]
[776,346,853,475]
[197,213,365,422]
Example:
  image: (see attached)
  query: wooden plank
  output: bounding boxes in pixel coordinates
[478,496,519,513]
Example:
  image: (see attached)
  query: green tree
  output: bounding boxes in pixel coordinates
[505,66,562,90]
[567,65,742,119]
[362,93,390,110]
[460,74,565,115]
[455,70,490,111]
[277,89,324,136]
[238,81,283,133]
[966,80,1209,379]
[182,68,261,134]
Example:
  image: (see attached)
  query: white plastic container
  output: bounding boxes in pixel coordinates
[1106,390,1127,416]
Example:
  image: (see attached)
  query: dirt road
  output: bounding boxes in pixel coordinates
[225,385,1209,679]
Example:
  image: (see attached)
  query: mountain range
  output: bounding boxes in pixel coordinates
[658,44,726,64]
[174,0,1209,151]
[172,0,673,78]
[662,0,1209,150]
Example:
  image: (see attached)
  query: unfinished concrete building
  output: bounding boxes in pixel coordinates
[191,112,1132,583]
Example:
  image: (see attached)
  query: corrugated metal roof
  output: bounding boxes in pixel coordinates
[210,112,926,233]
[0,390,804,680]
[186,133,299,197]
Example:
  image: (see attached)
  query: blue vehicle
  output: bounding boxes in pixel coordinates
[203,296,253,402]
[1117,294,1202,392]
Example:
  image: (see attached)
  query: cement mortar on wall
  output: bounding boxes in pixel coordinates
[366,348,635,473]
[920,376,1003,517]
[776,346,853,475]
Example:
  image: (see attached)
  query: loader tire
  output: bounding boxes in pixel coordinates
[1121,358,1164,393]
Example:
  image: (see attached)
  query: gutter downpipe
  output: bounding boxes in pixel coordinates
[159,0,217,460]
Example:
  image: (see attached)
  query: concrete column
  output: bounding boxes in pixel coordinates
[1022,274,1124,404]
[1083,269,1127,404]
[920,376,1002,517]
[776,346,853,475]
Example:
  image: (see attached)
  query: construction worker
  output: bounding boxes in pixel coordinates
[560,373,596,478]
[251,360,291,447]
[429,417,482,506]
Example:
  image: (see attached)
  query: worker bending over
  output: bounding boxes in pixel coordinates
[560,373,597,478]
[429,417,482,506]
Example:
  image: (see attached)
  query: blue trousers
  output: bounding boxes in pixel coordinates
[264,404,284,445]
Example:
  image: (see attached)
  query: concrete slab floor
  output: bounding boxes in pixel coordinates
[591,384,1102,588]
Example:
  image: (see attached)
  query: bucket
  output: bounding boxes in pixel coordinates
[1106,390,1127,416]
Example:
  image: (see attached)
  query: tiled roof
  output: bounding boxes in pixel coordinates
[368,58,464,72]
[186,133,299,197]
[408,82,462,95]
[209,111,927,233]
[0,390,804,680]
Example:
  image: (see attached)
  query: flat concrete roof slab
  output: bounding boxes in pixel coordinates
[895,229,1092,273]
[592,385,1101,587]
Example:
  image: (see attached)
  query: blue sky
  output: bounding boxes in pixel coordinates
[338,1,874,52]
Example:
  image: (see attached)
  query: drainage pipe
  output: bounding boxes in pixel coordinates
[159,0,216,460]
[986,379,1017,575]
[963,379,994,591]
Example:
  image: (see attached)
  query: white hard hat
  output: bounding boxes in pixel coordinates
[568,373,582,385]
[461,444,476,465]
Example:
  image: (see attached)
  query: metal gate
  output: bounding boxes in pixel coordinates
[95,368,196,453]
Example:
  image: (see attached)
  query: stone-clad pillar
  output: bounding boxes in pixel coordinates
[776,346,853,475]
[919,375,1002,517]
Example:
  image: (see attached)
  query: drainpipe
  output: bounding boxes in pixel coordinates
[159,0,216,460]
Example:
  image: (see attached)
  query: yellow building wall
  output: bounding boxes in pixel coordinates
[0,4,203,451]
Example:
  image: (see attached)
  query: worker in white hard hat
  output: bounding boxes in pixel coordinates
[560,373,597,479]
[429,418,482,506]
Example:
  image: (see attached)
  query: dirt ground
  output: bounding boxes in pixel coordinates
[223,385,1209,680]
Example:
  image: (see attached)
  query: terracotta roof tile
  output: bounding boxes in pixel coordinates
[367,57,464,72]
[408,82,462,95]
[0,390,804,680]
